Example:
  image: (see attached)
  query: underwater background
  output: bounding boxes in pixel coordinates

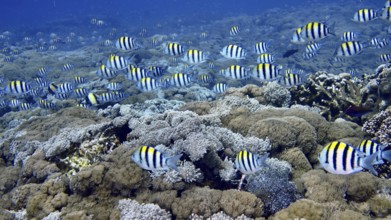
[1,0,391,219]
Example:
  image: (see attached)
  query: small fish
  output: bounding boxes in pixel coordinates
[36,67,49,77]
[305,42,321,54]
[115,36,138,50]
[303,52,317,60]
[221,65,249,80]
[62,63,74,71]
[148,66,165,77]
[379,54,391,62]
[353,9,379,22]
[103,39,113,47]
[279,73,303,87]
[251,63,281,81]
[200,32,208,38]
[220,44,246,59]
[98,91,125,103]
[254,41,270,54]
[169,73,192,87]
[19,102,34,111]
[257,53,275,64]
[358,140,391,165]
[106,82,122,91]
[106,55,130,70]
[182,49,207,64]
[230,25,240,36]
[234,150,269,175]
[33,77,48,88]
[291,27,306,44]
[212,83,228,93]
[300,22,334,41]
[9,99,21,108]
[198,74,213,84]
[318,141,377,175]
[74,87,89,98]
[73,76,87,85]
[131,145,182,172]
[56,83,74,94]
[335,41,365,57]
[137,77,160,91]
[38,99,56,110]
[164,42,185,56]
[5,80,32,95]
[341,32,358,42]
[127,67,150,82]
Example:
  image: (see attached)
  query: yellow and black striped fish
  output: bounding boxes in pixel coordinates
[5,80,32,95]
[336,41,365,57]
[251,63,281,81]
[182,49,207,64]
[131,146,182,171]
[115,36,137,50]
[164,42,185,56]
[353,9,379,22]
[318,141,377,175]
[106,55,130,70]
[234,150,269,174]
[169,73,192,87]
[137,77,160,91]
[300,22,334,41]
[221,65,249,80]
[220,44,246,59]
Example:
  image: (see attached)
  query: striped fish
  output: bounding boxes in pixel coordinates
[220,44,246,59]
[234,150,269,174]
[254,41,270,54]
[251,63,281,81]
[291,27,306,44]
[318,141,377,175]
[137,77,160,91]
[379,54,391,63]
[131,146,182,172]
[359,140,391,165]
[336,41,365,57]
[300,22,334,41]
[127,67,150,81]
[212,83,228,94]
[221,65,249,80]
[169,73,192,87]
[353,9,379,22]
[164,42,185,56]
[5,80,32,95]
[341,32,358,42]
[106,55,130,70]
[115,36,137,50]
[230,25,240,36]
[305,42,321,54]
[257,53,275,64]
[279,73,303,87]
[62,63,74,71]
[182,49,207,64]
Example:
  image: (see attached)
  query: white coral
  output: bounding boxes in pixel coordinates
[118,199,171,220]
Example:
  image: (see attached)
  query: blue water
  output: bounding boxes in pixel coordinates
[1,0,341,30]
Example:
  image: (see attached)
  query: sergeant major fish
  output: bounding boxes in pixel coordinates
[131,145,182,172]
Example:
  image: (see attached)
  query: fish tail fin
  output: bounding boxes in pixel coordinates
[257,153,269,168]
[166,154,182,171]
[362,153,378,176]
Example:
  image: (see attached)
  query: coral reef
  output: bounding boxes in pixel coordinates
[117,199,172,220]
[291,71,363,121]
[0,89,390,219]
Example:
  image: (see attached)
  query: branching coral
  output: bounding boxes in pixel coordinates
[291,71,363,120]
